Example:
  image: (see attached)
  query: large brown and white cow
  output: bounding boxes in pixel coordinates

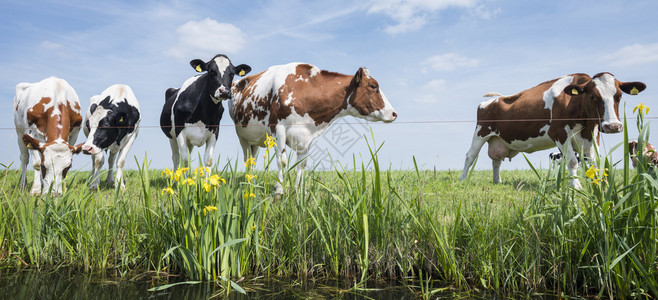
[230,62,398,194]
[14,77,84,195]
[459,72,646,188]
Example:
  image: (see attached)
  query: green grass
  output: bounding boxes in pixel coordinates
[0,112,656,298]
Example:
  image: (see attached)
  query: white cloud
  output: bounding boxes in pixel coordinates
[368,0,479,34]
[603,43,658,67]
[424,53,480,71]
[166,18,246,59]
[40,41,63,49]
[414,78,447,103]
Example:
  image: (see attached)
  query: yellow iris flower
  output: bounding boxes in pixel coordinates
[245,156,256,168]
[204,205,217,215]
[264,134,277,149]
[633,103,650,115]
[245,174,257,183]
[243,191,256,198]
[585,165,599,179]
[161,187,174,195]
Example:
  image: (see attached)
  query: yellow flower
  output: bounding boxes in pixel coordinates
[202,181,211,192]
[208,174,225,187]
[173,167,189,181]
[591,178,603,185]
[182,178,196,186]
[161,168,173,178]
[204,205,217,215]
[194,166,210,177]
[633,103,650,115]
[585,165,599,179]
[161,187,174,195]
[243,191,255,198]
[244,156,256,168]
[245,174,257,183]
[603,168,609,177]
[264,134,277,149]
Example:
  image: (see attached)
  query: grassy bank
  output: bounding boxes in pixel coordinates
[0,114,656,298]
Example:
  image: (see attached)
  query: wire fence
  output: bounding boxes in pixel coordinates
[4,116,656,131]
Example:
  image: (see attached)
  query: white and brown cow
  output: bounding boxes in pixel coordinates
[160,54,251,170]
[629,141,657,168]
[460,72,646,188]
[82,84,141,190]
[230,62,398,194]
[13,77,84,195]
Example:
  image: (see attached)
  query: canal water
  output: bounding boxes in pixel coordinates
[0,269,436,299]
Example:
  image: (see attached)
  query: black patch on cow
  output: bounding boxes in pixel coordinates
[159,54,251,139]
[91,96,140,149]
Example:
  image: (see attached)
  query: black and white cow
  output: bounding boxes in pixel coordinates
[160,54,251,170]
[82,84,140,190]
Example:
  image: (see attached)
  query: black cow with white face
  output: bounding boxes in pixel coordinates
[82,84,141,190]
[160,54,251,170]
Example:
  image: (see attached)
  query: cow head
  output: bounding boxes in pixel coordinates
[22,134,83,194]
[190,54,251,103]
[346,67,398,122]
[82,96,140,155]
[565,73,646,133]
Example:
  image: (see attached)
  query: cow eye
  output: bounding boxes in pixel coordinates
[369,84,378,90]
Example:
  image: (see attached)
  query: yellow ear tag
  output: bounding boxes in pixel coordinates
[571,88,579,95]
[239,70,245,76]
[119,116,124,122]
[26,143,32,149]
[630,87,639,95]
[195,65,202,72]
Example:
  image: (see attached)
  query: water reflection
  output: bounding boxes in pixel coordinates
[0,270,424,299]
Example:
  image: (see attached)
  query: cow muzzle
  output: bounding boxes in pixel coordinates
[82,144,98,155]
[602,122,623,133]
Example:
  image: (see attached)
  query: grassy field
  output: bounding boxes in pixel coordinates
[0,115,656,298]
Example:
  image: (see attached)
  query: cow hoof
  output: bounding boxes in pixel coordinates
[89,185,99,191]
[570,179,582,190]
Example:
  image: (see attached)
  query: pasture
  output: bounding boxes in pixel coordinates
[0,123,656,298]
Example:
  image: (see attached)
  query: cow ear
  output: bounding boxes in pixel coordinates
[564,84,584,96]
[22,134,42,151]
[619,81,646,95]
[89,103,98,114]
[72,143,84,154]
[234,64,251,77]
[190,59,207,73]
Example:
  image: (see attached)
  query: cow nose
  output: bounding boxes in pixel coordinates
[82,145,94,154]
[603,123,623,133]
[392,111,398,120]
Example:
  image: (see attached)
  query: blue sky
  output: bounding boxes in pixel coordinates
[1,0,657,174]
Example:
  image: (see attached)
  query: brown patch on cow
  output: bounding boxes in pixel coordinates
[477,73,621,147]
[26,97,82,144]
[476,79,555,143]
[232,64,389,131]
[630,141,658,167]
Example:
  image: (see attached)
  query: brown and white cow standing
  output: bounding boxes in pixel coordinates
[230,62,397,194]
[629,141,657,168]
[14,77,84,194]
[459,73,645,188]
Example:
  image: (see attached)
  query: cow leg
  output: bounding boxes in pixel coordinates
[492,159,503,183]
[295,148,310,191]
[29,149,42,195]
[89,152,104,190]
[204,135,217,169]
[114,132,138,190]
[169,138,180,171]
[557,142,582,189]
[18,135,29,189]
[274,126,287,195]
[106,150,118,185]
[176,134,190,169]
[459,133,488,180]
